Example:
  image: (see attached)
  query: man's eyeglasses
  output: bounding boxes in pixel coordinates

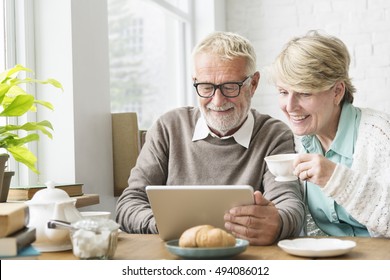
[193,76,252,98]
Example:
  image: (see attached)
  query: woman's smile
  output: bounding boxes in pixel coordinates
[289,114,310,123]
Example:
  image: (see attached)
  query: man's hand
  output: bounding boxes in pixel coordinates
[224,191,282,245]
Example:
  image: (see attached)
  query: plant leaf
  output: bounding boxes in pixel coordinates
[20,121,54,139]
[0,133,15,147]
[1,121,54,139]
[0,132,39,147]
[34,99,54,110]
[42,78,63,90]
[4,84,28,97]
[0,94,34,116]
[0,125,23,134]
[0,64,62,173]
[9,134,40,146]
[0,84,11,101]
[0,64,32,83]
[1,85,28,110]
[7,145,38,174]
[24,77,63,91]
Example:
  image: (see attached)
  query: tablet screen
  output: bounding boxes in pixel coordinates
[146,185,254,241]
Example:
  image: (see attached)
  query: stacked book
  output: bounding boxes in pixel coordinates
[7,183,84,201]
[0,203,40,259]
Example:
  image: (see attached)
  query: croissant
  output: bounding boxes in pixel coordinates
[178,225,236,248]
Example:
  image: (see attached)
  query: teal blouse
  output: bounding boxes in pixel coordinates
[301,102,369,236]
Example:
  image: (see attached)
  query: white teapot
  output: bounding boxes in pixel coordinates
[26,181,83,252]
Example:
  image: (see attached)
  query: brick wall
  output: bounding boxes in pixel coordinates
[226,0,390,122]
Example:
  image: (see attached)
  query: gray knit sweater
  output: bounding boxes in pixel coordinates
[116,107,305,241]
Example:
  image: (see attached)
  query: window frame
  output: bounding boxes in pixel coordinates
[2,0,38,186]
[108,0,196,129]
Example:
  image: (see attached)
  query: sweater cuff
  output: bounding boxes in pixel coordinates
[150,218,158,234]
[277,210,295,241]
[273,214,284,242]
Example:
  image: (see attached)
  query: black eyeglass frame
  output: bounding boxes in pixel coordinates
[193,76,252,98]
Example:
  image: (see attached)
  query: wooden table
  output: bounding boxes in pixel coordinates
[38,233,390,260]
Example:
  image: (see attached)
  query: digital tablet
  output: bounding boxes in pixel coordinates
[145,185,254,241]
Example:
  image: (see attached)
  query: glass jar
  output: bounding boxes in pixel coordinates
[70,219,119,260]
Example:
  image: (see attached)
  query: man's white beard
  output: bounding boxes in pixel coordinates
[200,97,251,136]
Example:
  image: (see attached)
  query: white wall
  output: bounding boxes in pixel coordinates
[226,0,390,123]
[34,0,115,214]
[193,0,226,42]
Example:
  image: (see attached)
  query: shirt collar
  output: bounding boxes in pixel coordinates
[329,102,359,158]
[302,102,359,159]
[192,111,254,149]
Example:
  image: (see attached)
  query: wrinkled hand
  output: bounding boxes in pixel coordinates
[224,191,282,245]
[293,153,336,187]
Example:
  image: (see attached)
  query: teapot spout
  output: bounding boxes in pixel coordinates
[45,200,82,242]
[53,200,83,222]
[64,203,83,222]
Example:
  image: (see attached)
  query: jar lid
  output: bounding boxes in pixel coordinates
[27,181,74,204]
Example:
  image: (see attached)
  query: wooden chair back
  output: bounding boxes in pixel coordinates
[111,112,141,197]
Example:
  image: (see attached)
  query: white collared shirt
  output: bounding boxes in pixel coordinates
[192,111,254,148]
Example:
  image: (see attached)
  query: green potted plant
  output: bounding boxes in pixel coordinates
[0,64,62,201]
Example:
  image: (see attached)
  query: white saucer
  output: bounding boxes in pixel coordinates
[33,241,72,252]
[165,239,249,259]
[278,238,356,258]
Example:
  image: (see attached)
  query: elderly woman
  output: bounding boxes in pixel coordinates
[270,30,390,237]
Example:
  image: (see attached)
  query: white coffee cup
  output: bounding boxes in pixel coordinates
[264,153,298,182]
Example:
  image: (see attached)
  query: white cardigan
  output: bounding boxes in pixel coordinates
[323,108,390,237]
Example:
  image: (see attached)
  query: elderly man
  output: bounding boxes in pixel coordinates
[116,31,304,245]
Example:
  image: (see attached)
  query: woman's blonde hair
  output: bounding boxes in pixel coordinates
[272,30,355,103]
[192,31,257,76]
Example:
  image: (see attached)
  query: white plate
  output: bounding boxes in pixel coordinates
[278,238,356,258]
[33,241,72,252]
[165,239,249,259]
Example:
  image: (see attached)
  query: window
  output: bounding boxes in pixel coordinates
[107,0,194,129]
[1,0,17,175]
[1,0,38,186]
[1,0,19,70]
[0,0,5,70]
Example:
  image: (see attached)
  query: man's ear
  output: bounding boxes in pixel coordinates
[250,71,261,95]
